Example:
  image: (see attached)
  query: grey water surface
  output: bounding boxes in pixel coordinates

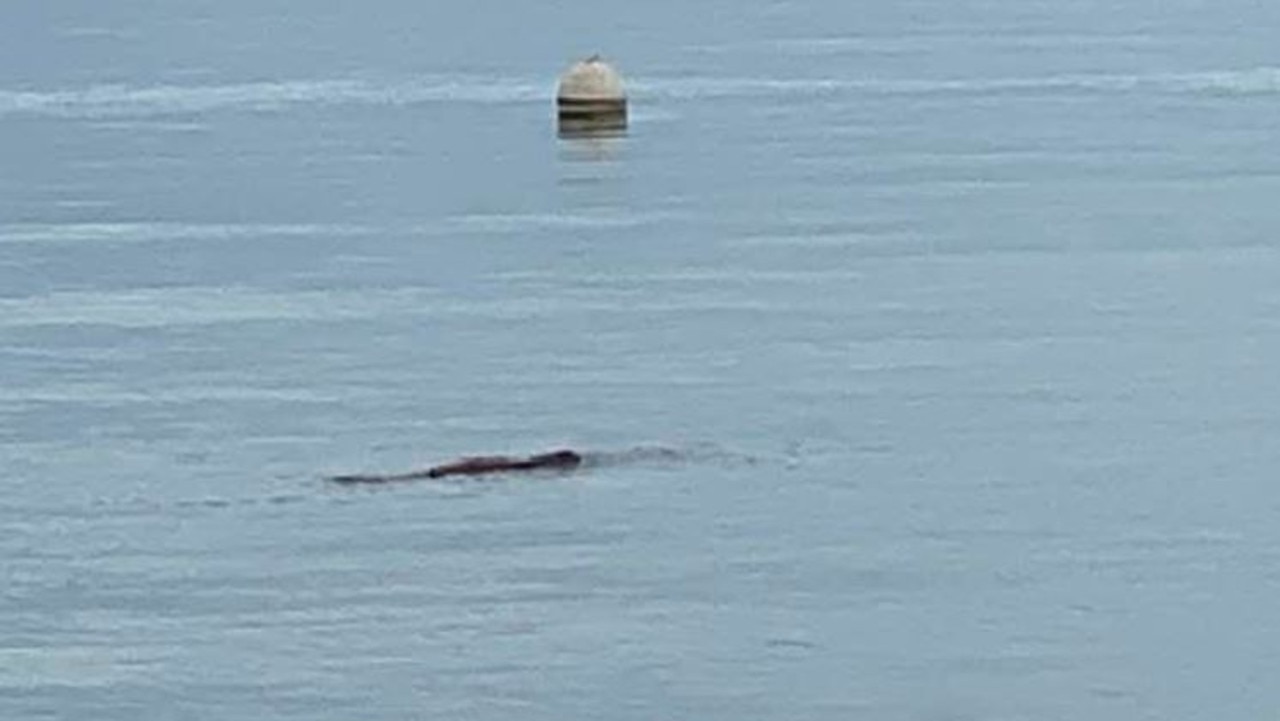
[3,1,1280,719]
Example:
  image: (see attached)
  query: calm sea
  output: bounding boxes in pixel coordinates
[3,1,1280,719]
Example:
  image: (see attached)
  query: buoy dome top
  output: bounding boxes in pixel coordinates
[557,55,626,101]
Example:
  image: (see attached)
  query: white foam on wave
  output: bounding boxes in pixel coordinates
[766,32,1165,55]
[0,286,439,329]
[0,285,785,330]
[633,66,1280,100]
[0,646,160,690]
[0,384,339,406]
[0,75,546,119]
[446,212,663,234]
[0,222,370,245]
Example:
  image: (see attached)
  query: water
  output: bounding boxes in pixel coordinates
[3,1,1280,718]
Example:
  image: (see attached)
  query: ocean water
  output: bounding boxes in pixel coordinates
[3,1,1280,719]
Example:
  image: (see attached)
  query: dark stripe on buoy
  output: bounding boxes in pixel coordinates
[556,56,627,137]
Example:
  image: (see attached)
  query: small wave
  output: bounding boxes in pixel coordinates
[57,26,137,40]
[0,384,342,406]
[585,442,760,468]
[446,212,656,233]
[0,286,439,329]
[634,66,1280,100]
[694,32,1166,57]
[0,222,370,246]
[0,75,546,120]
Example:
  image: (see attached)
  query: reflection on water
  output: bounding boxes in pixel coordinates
[557,131,626,163]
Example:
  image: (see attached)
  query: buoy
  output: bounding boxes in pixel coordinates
[557,55,627,137]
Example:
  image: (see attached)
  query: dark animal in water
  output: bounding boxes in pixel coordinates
[329,449,583,485]
[426,449,582,478]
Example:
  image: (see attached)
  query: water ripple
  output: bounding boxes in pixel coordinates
[0,76,546,119]
[0,222,371,246]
